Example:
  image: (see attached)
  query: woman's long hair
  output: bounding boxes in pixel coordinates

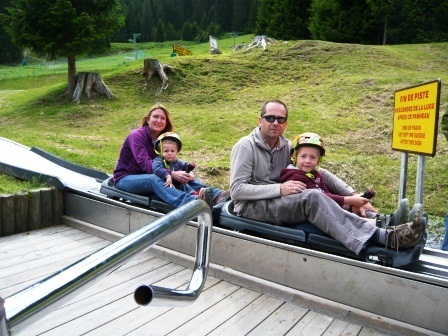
[141,103,174,134]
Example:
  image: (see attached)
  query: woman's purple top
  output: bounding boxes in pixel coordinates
[113,125,156,184]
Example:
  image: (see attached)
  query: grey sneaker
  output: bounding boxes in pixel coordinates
[198,187,214,209]
[408,203,423,222]
[385,217,424,250]
[389,198,410,226]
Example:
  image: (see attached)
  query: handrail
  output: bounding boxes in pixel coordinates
[0,200,212,336]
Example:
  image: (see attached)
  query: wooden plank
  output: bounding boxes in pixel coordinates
[0,242,107,292]
[322,319,363,335]
[208,295,284,335]
[1,235,106,269]
[248,302,309,335]
[0,226,75,247]
[165,287,262,336]
[1,238,107,278]
[286,310,334,335]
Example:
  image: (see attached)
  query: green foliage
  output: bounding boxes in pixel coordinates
[2,0,125,60]
[256,0,311,39]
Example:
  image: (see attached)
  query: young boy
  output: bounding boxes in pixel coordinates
[279,132,412,227]
[152,132,198,193]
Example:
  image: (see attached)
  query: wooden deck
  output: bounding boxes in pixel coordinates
[1,226,392,336]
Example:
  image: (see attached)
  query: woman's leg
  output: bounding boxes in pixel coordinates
[116,174,197,207]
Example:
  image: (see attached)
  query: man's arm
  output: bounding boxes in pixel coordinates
[230,138,281,201]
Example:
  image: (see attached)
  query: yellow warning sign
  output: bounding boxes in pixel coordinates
[392,80,441,156]
[172,45,192,56]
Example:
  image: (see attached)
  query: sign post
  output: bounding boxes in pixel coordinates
[392,79,441,204]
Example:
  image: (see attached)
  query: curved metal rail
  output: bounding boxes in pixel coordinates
[0,200,212,336]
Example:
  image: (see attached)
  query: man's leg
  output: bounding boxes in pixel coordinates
[241,189,375,255]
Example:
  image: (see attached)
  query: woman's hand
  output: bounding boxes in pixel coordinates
[280,181,306,196]
[170,170,191,184]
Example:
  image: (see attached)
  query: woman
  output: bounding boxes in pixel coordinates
[113,103,229,208]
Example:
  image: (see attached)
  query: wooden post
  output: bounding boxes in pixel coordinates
[52,189,64,226]
[28,189,42,231]
[14,193,28,234]
[1,194,14,236]
[40,188,53,227]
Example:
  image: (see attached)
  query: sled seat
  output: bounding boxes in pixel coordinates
[219,201,427,267]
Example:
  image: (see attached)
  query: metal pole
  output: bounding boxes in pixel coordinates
[398,152,408,203]
[415,155,426,204]
[1,200,212,335]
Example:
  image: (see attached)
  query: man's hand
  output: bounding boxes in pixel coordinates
[281,181,306,196]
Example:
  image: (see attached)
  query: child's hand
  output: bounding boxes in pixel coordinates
[344,196,369,208]
[165,175,174,188]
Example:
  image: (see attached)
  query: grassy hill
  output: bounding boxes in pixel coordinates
[1,36,447,228]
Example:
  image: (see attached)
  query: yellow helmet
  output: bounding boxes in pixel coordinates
[292,132,325,157]
[155,132,182,155]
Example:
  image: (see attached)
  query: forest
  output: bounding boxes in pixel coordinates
[1,0,448,63]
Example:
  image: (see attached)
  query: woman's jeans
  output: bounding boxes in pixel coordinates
[116,174,222,208]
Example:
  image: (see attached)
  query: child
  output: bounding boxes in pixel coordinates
[152,132,198,193]
[279,132,410,228]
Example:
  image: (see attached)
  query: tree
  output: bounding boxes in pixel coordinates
[367,0,448,44]
[141,0,153,42]
[0,0,21,63]
[309,0,374,44]
[256,0,312,40]
[154,19,166,42]
[1,0,124,96]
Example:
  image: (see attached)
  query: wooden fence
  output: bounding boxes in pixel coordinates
[0,188,64,237]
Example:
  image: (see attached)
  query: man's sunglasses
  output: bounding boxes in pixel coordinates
[262,115,287,124]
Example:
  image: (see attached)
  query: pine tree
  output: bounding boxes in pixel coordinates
[1,0,124,95]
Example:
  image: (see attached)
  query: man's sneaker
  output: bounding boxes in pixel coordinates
[198,187,214,209]
[408,203,423,222]
[385,217,424,250]
[389,198,410,226]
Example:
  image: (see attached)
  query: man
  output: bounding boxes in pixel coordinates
[230,100,424,254]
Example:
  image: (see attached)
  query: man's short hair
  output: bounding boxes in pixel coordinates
[260,100,289,118]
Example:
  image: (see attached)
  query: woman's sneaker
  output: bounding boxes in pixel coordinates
[385,217,424,250]
[198,187,214,209]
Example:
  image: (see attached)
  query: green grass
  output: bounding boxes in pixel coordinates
[1,35,447,224]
